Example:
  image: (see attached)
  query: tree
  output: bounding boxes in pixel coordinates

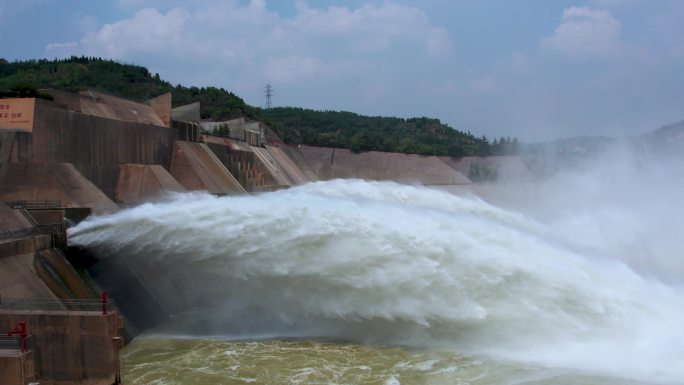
[214,124,231,138]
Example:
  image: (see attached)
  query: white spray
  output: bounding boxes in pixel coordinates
[69,179,684,383]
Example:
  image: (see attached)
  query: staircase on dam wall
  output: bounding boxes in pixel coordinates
[204,139,273,192]
[203,136,306,192]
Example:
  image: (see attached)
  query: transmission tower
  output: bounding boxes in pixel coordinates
[264,83,274,109]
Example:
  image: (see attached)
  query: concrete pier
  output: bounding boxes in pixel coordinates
[0,308,123,385]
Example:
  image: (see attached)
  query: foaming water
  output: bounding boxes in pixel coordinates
[69,180,684,383]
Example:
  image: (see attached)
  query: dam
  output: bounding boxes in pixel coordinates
[8,89,664,385]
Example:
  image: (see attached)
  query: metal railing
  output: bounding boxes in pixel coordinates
[0,335,34,353]
[3,200,63,209]
[0,200,67,243]
[0,297,117,314]
[0,223,66,246]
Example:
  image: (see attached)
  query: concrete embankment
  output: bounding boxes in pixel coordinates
[0,250,52,299]
[0,244,94,304]
[1,200,96,299]
[252,146,295,186]
[265,144,319,184]
[0,162,119,215]
[298,145,472,185]
[116,164,186,205]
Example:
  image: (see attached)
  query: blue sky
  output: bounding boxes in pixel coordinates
[1,0,683,141]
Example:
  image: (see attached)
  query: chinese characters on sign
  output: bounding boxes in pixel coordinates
[0,98,35,131]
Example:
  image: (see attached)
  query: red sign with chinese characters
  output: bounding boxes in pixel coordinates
[0,98,35,131]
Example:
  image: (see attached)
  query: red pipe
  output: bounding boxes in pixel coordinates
[102,290,107,315]
[7,322,28,352]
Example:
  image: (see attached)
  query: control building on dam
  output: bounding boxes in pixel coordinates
[0,88,533,384]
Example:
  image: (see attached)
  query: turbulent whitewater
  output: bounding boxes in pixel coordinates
[69,180,684,384]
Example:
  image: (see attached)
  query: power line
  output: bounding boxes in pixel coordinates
[264,83,274,109]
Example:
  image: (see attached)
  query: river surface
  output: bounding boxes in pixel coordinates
[122,338,648,385]
[68,179,684,385]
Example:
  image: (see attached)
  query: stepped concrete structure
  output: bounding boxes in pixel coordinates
[116,164,186,204]
[204,136,281,191]
[170,141,246,194]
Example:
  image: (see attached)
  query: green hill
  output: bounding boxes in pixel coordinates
[263,107,518,156]
[0,56,516,156]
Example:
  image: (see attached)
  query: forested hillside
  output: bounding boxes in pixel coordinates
[263,108,518,156]
[0,57,518,156]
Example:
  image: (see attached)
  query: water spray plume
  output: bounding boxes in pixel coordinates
[69,179,684,383]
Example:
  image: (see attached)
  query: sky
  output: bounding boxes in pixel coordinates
[1,0,683,141]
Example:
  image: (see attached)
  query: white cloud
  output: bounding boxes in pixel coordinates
[80,7,190,57]
[46,0,453,96]
[288,2,451,56]
[542,7,621,57]
[69,0,453,82]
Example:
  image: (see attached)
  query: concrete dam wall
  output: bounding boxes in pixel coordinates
[31,100,177,198]
[298,145,472,185]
